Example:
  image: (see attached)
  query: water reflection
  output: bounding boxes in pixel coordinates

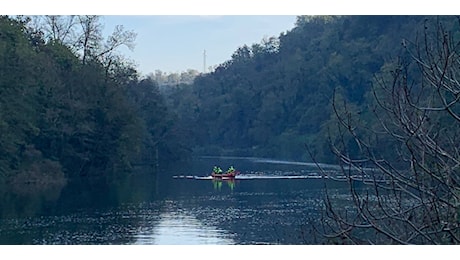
[0,181,66,220]
[212,179,236,191]
[0,157,354,245]
[134,205,235,245]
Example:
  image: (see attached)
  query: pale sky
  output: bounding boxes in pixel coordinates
[102,15,297,75]
[3,0,449,76]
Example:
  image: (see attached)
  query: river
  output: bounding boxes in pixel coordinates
[0,156,354,245]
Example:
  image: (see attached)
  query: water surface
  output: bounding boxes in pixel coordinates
[0,156,353,244]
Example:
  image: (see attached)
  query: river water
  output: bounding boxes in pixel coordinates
[0,156,353,245]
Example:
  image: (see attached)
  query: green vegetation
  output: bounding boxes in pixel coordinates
[1,14,459,244]
[166,17,460,243]
[167,16,432,162]
[2,15,458,187]
[318,16,460,244]
[0,16,184,184]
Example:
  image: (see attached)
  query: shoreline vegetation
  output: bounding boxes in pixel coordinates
[2,15,459,244]
[0,16,186,185]
[2,15,453,184]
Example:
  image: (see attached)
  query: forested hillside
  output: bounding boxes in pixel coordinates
[2,15,458,184]
[167,16,455,162]
[0,16,184,184]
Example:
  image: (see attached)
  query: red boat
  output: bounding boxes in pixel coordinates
[211,171,240,178]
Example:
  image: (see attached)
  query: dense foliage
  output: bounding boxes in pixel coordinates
[2,14,459,244]
[0,16,183,183]
[3,15,458,183]
[164,15,460,244]
[167,16,433,162]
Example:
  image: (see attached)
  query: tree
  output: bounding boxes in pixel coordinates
[76,15,102,65]
[0,15,169,182]
[37,15,78,45]
[315,17,460,244]
[30,15,136,70]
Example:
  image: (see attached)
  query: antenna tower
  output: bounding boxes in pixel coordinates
[203,49,206,73]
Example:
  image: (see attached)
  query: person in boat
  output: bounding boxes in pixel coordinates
[213,166,223,174]
[227,166,235,173]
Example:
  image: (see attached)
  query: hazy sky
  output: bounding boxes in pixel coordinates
[102,15,297,75]
[4,0,446,76]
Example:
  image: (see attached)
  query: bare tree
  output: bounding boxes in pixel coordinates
[76,15,103,65]
[29,15,136,70]
[313,17,460,244]
[28,15,77,46]
[97,24,137,79]
[44,15,78,45]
